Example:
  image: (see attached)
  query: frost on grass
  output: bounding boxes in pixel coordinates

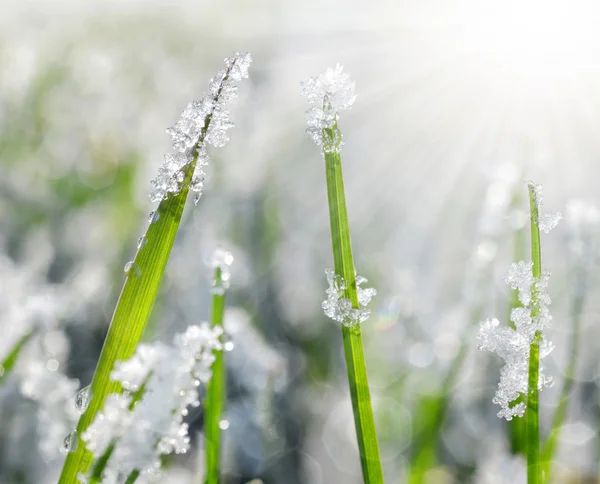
[149,52,252,203]
[527,181,562,233]
[206,246,234,295]
[478,262,555,420]
[301,64,356,154]
[322,269,376,327]
[81,323,222,482]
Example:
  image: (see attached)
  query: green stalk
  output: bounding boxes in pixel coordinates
[527,183,542,484]
[509,217,527,456]
[540,275,585,479]
[323,124,384,484]
[59,65,237,483]
[0,329,36,385]
[203,267,227,484]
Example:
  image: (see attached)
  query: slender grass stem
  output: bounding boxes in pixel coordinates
[509,221,527,456]
[203,267,227,484]
[323,125,384,484]
[0,329,36,385]
[527,184,542,484]
[59,64,237,483]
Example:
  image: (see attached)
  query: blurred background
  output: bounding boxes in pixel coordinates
[1,0,600,482]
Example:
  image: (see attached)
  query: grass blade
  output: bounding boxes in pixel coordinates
[526,183,542,484]
[58,54,249,482]
[58,161,198,482]
[203,267,227,484]
[0,329,35,385]
[323,124,384,484]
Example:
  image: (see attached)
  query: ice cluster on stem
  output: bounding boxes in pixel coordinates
[149,52,252,203]
[528,182,562,233]
[479,261,555,420]
[81,323,222,481]
[322,269,376,327]
[206,246,234,296]
[301,64,356,153]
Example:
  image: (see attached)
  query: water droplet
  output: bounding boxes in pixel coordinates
[75,385,92,414]
[181,408,189,416]
[193,193,202,206]
[124,261,141,278]
[148,211,160,223]
[46,359,59,371]
[137,236,148,249]
[223,332,234,352]
[219,419,230,430]
[60,431,78,454]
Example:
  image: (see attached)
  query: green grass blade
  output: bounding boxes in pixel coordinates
[508,222,527,456]
[0,329,35,385]
[58,56,245,482]
[203,267,227,484]
[527,183,542,484]
[58,160,198,483]
[323,125,384,484]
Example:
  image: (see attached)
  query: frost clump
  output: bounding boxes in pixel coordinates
[150,52,252,203]
[528,181,562,233]
[81,323,222,481]
[322,269,376,327]
[301,64,356,153]
[478,262,555,420]
[206,246,234,295]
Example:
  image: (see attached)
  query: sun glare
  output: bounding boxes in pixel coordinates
[454,1,600,82]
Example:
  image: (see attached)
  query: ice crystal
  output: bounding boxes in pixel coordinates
[527,181,562,233]
[149,52,252,203]
[301,64,356,153]
[82,323,222,481]
[322,269,376,327]
[206,246,234,295]
[479,262,554,420]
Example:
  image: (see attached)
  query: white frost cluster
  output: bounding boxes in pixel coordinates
[528,181,562,233]
[322,269,376,327]
[206,246,234,295]
[478,262,555,420]
[301,64,356,153]
[81,323,222,482]
[150,52,252,203]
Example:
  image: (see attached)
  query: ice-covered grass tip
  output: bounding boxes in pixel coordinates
[150,52,252,204]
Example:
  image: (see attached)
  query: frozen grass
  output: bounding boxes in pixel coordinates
[322,123,384,483]
[58,53,250,482]
[203,250,233,484]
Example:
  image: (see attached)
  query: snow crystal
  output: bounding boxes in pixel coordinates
[206,246,234,295]
[301,64,356,153]
[479,261,554,420]
[322,269,376,327]
[527,181,562,233]
[149,52,252,203]
[82,323,223,481]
